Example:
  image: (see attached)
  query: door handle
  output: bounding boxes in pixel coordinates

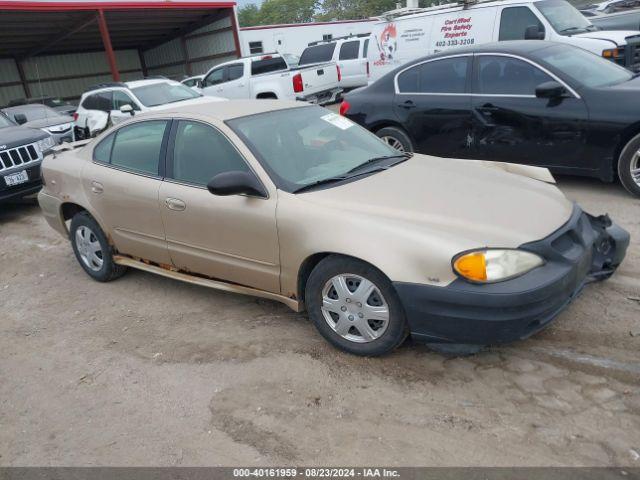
[479,104,499,113]
[91,181,103,194]
[165,197,186,211]
[399,100,416,109]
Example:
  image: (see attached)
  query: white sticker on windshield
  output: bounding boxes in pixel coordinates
[321,113,354,130]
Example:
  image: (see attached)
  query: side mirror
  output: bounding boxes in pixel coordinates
[207,171,268,198]
[14,113,27,125]
[195,79,203,88]
[120,104,135,116]
[524,25,545,40]
[535,81,567,99]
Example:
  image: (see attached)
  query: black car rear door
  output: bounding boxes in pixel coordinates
[393,55,474,158]
[470,53,589,169]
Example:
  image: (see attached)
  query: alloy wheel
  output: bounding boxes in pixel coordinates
[381,136,405,152]
[75,225,103,272]
[321,274,389,343]
[632,150,640,187]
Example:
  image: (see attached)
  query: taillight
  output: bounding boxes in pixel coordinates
[339,100,350,116]
[366,61,370,77]
[293,73,304,93]
[73,112,78,121]
[337,65,342,82]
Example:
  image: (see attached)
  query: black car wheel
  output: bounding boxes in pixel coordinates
[376,126,414,153]
[305,255,408,356]
[70,212,127,282]
[618,132,640,197]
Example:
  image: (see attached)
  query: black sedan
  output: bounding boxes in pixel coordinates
[341,40,640,197]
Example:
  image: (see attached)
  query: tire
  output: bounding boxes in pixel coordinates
[69,211,127,282]
[617,132,640,197]
[375,126,414,153]
[305,255,409,356]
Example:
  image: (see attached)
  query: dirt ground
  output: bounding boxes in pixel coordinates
[0,175,639,467]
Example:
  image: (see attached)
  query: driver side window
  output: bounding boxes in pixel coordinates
[113,91,140,111]
[203,67,225,87]
[499,7,545,40]
[170,121,249,186]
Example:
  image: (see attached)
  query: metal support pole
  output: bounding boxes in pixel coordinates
[15,58,31,98]
[97,9,120,81]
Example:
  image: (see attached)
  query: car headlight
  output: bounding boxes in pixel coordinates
[36,135,56,153]
[453,249,544,283]
[46,123,72,134]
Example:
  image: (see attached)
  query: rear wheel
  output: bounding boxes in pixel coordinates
[617,132,640,197]
[305,256,408,356]
[375,126,414,153]
[70,212,127,282]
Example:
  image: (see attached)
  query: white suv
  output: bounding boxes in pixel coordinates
[74,78,225,137]
[299,35,371,90]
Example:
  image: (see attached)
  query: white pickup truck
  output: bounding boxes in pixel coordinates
[200,54,342,105]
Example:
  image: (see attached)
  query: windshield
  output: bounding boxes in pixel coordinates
[535,0,597,34]
[534,44,633,87]
[227,106,400,192]
[0,112,15,128]
[3,105,60,122]
[131,82,200,107]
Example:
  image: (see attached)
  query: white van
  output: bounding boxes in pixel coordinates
[299,35,371,89]
[369,0,640,80]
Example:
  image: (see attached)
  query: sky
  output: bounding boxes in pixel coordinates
[236,0,262,6]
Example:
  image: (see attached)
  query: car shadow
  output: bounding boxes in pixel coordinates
[0,198,40,224]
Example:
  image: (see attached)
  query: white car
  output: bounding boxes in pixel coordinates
[200,53,342,105]
[299,35,371,89]
[74,78,225,137]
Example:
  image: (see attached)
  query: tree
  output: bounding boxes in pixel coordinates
[318,0,398,20]
[238,0,319,27]
[238,3,262,27]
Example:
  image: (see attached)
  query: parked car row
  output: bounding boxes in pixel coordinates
[36,100,629,356]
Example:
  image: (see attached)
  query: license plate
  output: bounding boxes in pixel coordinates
[4,170,29,186]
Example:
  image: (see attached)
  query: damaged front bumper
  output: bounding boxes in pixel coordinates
[394,205,630,346]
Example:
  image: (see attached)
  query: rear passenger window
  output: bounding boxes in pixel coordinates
[499,7,545,40]
[299,43,336,65]
[397,57,469,94]
[93,133,114,163]
[110,120,168,176]
[339,41,360,60]
[171,121,249,185]
[476,56,553,95]
[251,57,288,75]
[227,64,244,81]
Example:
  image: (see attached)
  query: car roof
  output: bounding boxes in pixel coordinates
[137,99,307,122]
[3,104,53,113]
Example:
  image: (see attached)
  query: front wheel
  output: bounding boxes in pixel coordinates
[617,133,640,197]
[375,126,414,153]
[305,256,408,356]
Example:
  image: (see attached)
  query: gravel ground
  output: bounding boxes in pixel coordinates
[0,175,639,467]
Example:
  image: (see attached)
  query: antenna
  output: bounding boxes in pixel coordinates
[35,62,50,128]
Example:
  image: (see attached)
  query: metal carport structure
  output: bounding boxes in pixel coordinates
[0,0,240,104]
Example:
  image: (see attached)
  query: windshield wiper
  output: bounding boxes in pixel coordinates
[559,26,587,34]
[293,175,349,194]
[346,153,412,175]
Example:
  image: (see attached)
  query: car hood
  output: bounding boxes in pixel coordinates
[296,155,574,248]
[574,30,640,45]
[0,125,48,150]
[148,95,228,111]
[24,116,73,129]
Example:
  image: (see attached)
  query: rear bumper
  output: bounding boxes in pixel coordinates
[297,87,343,105]
[394,206,630,346]
[37,191,67,237]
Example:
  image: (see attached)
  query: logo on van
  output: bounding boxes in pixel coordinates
[379,23,398,62]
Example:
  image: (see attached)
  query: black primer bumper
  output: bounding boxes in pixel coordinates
[0,164,42,202]
[395,206,630,346]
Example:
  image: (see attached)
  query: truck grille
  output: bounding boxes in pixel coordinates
[0,143,40,173]
[625,36,640,73]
